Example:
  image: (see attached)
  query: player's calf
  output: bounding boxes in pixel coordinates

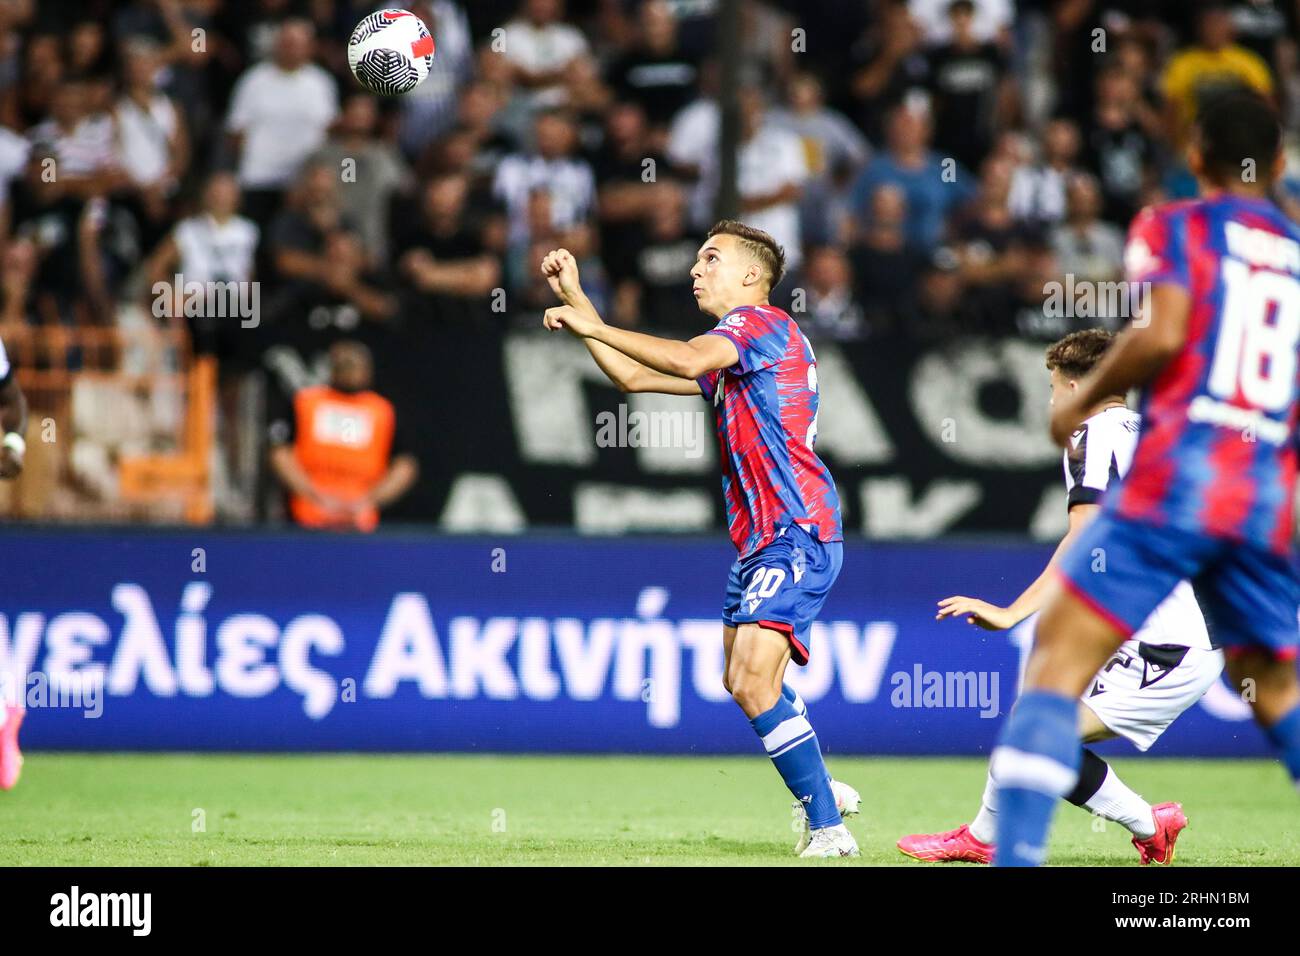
[1228,651,1300,789]
[731,624,844,833]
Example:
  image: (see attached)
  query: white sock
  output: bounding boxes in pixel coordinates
[1082,767,1156,839]
[968,769,998,844]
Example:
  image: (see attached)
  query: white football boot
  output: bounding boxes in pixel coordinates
[793,779,862,854]
[799,823,860,859]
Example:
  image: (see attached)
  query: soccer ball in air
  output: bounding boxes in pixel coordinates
[347,9,434,96]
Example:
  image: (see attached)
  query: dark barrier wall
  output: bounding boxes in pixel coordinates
[259,323,1074,539]
[0,529,1273,756]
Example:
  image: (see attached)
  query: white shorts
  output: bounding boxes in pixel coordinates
[1080,639,1225,751]
[1078,576,1221,752]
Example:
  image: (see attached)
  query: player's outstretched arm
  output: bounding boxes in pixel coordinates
[937,503,1100,630]
[1050,284,1190,445]
[540,249,702,396]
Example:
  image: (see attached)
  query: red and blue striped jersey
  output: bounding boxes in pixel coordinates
[1112,195,1300,553]
[697,304,843,557]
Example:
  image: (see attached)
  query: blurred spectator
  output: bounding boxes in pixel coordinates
[850,102,974,249]
[1050,172,1125,316]
[560,48,614,143]
[514,184,597,313]
[264,161,395,329]
[23,76,131,321]
[795,245,867,342]
[312,93,412,264]
[497,0,590,109]
[10,33,60,130]
[142,171,259,355]
[692,87,808,272]
[909,0,1013,47]
[492,109,595,251]
[925,0,1015,172]
[394,172,500,324]
[395,0,475,158]
[607,0,699,141]
[1008,117,1082,225]
[0,119,28,240]
[267,339,418,532]
[0,235,35,326]
[592,102,669,284]
[619,183,696,331]
[1081,65,1158,225]
[912,245,972,340]
[1219,1,1295,70]
[848,183,926,332]
[768,72,870,247]
[225,17,338,225]
[665,58,721,228]
[847,0,930,145]
[114,38,189,251]
[1160,2,1274,144]
[952,154,1042,326]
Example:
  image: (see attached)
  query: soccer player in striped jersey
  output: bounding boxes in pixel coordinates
[993,91,1300,866]
[898,329,1223,865]
[0,332,28,790]
[540,221,860,857]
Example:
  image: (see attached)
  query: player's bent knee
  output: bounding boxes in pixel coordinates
[1077,703,1116,743]
[729,670,779,717]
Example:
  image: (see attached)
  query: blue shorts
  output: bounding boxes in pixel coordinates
[1057,511,1300,657]
[722,523,843,665]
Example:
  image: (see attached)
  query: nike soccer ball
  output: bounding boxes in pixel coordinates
[347,9,434,96]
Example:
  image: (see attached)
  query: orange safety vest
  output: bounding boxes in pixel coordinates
[289,385,396,531]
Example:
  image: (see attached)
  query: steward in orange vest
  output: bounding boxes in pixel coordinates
[268,341,417,530]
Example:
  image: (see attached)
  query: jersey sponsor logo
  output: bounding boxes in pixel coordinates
[1186,395,1290,445]
[1123,236,1161,278]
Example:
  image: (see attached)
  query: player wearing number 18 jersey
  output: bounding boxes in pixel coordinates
[992,91,1300,866]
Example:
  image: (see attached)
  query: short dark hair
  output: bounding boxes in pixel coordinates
[1045,328,1115,380]
[1194,88,1281,185]
[706,219,787,291]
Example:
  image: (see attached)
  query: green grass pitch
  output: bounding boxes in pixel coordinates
[1,754,1294,865]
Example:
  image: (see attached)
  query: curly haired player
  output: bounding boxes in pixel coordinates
[899,329,1223,865]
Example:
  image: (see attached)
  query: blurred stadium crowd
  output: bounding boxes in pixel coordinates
[0,0,1298,524]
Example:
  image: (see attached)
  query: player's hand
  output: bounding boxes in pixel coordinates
[0,447,21,479]
[543,304,597,338]
[936,595,1017,631]
[1050,395,1088,447]
[540,248,584,304]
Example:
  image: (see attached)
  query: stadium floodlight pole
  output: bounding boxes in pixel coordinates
[714,0,741,220]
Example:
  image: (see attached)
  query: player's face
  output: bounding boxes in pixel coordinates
[690,235,749,317]
[1048,368,1077,409]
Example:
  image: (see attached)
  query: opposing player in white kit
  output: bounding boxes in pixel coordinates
[0,332,28,790]
[898,329,1224,864]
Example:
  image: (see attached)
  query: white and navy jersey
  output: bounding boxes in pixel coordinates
[1063,405,1139,509]
[1063,405,1215,652]
[0,335,10,387]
